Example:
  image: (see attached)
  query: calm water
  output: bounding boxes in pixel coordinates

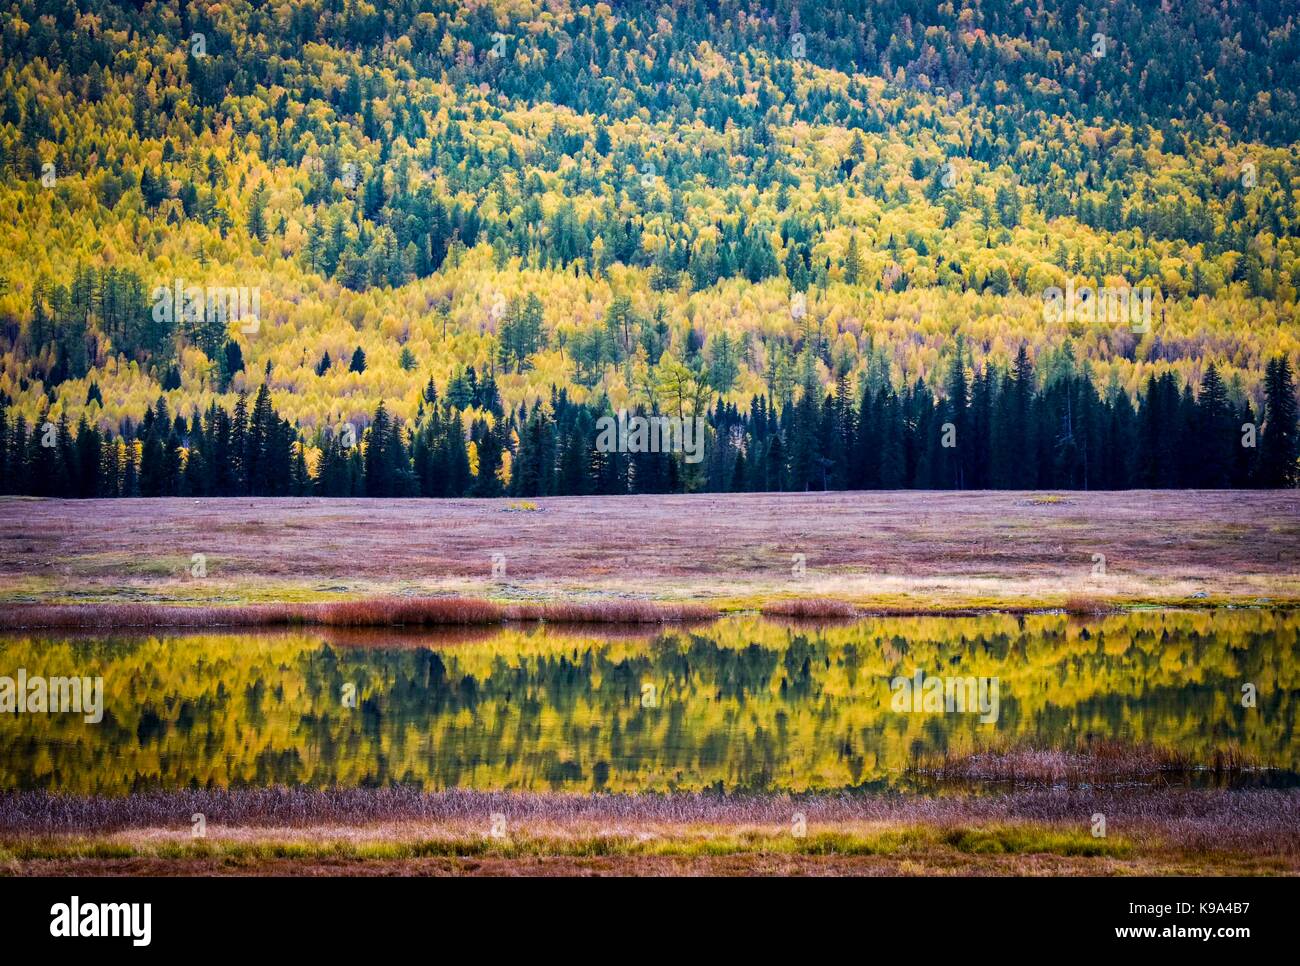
[1,612,1296,795]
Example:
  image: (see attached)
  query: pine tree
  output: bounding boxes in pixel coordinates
[364,401,395,497]
[1196,363,1233,488]
[230,392,249,494]
[843,234,862,285]
[942,337,970,488]
[247,181,269,241]
[1259,355,1299,487]
[245,384,279,494]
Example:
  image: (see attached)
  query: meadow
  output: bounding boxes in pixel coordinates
[1,491,1295,623]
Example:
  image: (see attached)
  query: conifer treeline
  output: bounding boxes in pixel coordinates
[2,351,1296,497]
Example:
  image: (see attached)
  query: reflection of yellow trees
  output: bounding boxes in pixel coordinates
[0,611,1295,796]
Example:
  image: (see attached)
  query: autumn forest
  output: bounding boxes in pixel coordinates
[1,0,1298,494]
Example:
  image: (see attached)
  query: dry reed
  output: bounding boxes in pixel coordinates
[0,597,720,631]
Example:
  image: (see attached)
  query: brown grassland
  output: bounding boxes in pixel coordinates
[1,491,1297,623]
[4,780,1297,877]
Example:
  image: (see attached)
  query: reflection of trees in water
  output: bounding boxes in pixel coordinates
[0,611,1296,795]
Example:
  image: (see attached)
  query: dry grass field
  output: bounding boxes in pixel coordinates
[5,785,1297,877]
[0,491,1296,618]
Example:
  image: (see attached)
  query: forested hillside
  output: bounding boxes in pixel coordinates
[1,0,1298,493]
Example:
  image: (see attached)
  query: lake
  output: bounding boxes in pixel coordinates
[1,611,1296,795]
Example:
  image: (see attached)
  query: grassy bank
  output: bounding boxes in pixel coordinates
[0,594,1199,630]
[0,597,718,630]
[3,786,1296,876]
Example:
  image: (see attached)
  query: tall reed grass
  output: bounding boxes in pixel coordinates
[759,598,861,619]
[911,738,1261,784]
[0,597,720,630]
[4,786,1297,855]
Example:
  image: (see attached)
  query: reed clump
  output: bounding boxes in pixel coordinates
[759,598,861,619]
[0,597,720,630]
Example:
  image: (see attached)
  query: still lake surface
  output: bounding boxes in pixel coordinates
[1,611,1296,795]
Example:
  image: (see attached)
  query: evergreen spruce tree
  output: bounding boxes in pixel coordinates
[1259,355,1299,487]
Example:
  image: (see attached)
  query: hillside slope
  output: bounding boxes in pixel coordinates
[0,1,1297,473]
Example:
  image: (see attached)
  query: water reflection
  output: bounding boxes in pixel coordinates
[0,611,1296,795]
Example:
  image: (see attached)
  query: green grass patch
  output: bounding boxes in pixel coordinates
[0,823,1135,866]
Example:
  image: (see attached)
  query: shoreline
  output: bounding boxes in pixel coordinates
[4,596,1298,632]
